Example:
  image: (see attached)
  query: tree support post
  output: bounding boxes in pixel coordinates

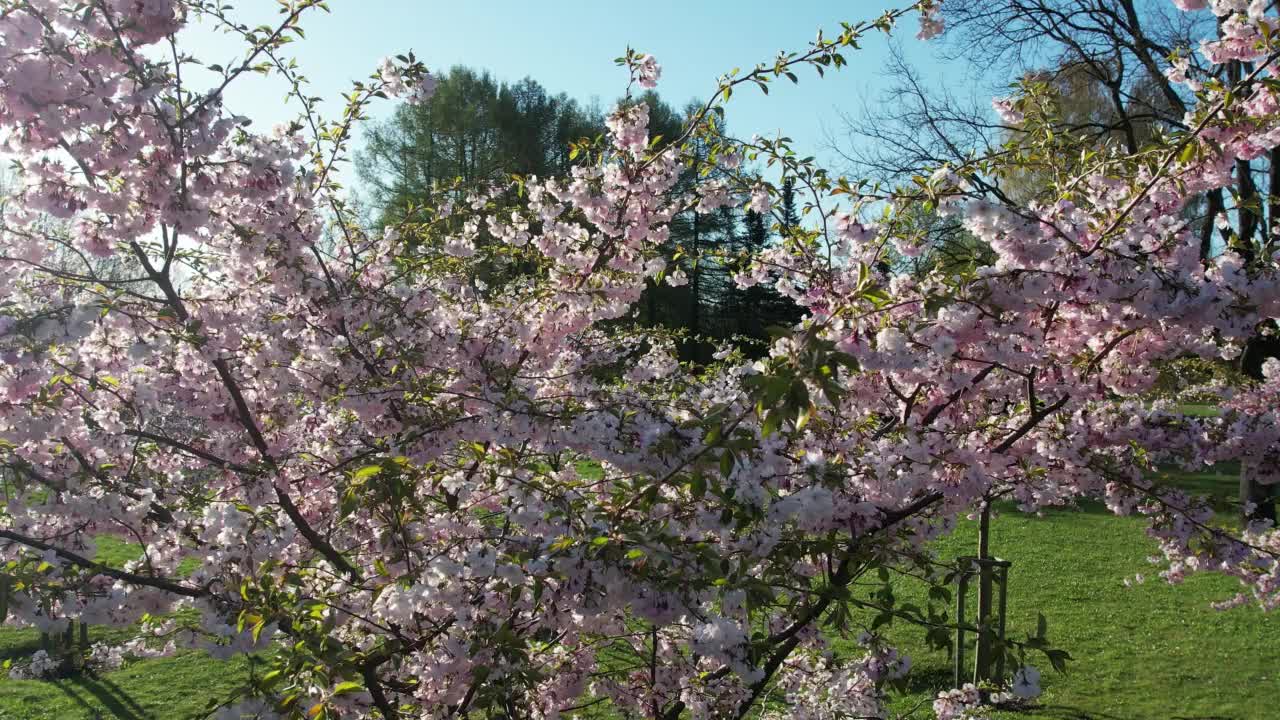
[954,501,1011,691]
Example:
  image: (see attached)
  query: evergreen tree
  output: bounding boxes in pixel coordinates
[357,75,801,361]
[729,209,804,357]
[356,66,602,224]
[778,177,800,234]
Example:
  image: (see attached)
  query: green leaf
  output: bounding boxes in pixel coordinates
[794,405,812,431]
[704,424,722,446]
[762,410,781,437]
[719,450,735,478]
[333,681,363,696]
[1046,648,1072,673]
[352,465,382,481]
[339,490,359,520]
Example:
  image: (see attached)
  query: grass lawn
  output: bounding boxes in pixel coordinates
[0,470,1274,719]
[0,537,252,720]
[864,466,1278,720]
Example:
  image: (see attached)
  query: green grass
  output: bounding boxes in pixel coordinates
[1175,403,1223,418]
[0,536,251,720]
[863,471,1278,720]
[0,652,251,720]
[1,470,1274,719]
[93,536,143,569]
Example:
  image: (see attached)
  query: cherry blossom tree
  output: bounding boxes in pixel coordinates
[1,1,1279,718]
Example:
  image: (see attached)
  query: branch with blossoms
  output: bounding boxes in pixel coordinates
[5,1,1280,719]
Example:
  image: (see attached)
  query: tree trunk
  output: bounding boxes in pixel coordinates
[974,501,995,686]
[1201,188,1224,262]
[1231,57,1273,523]
[689,212,702,363]
[1241,334,1280,523]
[1269,146,1280,248]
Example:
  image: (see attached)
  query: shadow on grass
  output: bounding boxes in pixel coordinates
[1029,705,1129,720]
[896,664,955,695]
[51,671,153,720]
[0,636,43,663]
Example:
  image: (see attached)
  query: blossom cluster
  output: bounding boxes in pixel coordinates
[0,1,1279,718]
[7,649,58,680]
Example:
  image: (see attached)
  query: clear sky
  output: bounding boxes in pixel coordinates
[178,1,965,178]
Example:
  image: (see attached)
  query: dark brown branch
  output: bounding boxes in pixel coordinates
[0,529,205,598]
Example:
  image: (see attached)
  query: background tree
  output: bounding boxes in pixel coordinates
[357,66,603,223]
[834,0,1280,522]
[362,79,802,362]
[6,4,1280,718]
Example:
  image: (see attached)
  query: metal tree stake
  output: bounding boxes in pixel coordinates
[954,499,1011,690]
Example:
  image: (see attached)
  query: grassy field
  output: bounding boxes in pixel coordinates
[865,467,1278,720]
[0,537,252,720]
[0,471,1274,719]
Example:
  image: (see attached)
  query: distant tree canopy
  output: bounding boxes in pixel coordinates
[357,67,603,220]
[357,70,803,361]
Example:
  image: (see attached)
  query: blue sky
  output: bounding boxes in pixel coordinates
[178,1,970,177]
